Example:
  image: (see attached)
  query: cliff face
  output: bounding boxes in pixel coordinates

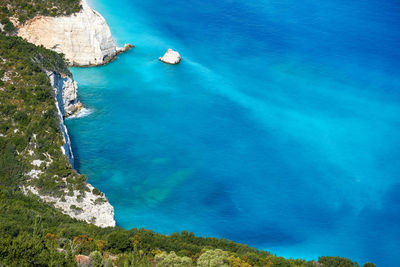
[14,0,120,227]
[23,70,116,228]
[23,184,115,228]
[48,71,77,168]
[50,71,115,227]
[47,71,83,117]
[18,0,120,66]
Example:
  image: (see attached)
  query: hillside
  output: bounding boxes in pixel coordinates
[0,0,81,34]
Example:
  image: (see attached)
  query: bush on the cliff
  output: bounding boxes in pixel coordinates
[0,18,15,34]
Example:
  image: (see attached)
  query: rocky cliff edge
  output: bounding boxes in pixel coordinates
[17,0,133,66]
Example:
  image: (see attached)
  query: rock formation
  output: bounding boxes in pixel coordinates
[23,184,115,228]
[17,0,121,227]
[159,49,181,64]
[48,71,77,167]
[17,0,133,66]
[117,43,135,54]
[21,70,116,228]
[47,71,82,117]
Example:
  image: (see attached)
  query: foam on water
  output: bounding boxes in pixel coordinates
[66,107,93,119]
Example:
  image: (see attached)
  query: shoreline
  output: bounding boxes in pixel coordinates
[17,0,133,67]
[16,0,127,228]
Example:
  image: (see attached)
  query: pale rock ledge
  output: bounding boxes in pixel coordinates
[159,49,181,64]
[22,185,115,228]
[17,0,133,66]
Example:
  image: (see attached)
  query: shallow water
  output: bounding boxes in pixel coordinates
[67,0,400,265]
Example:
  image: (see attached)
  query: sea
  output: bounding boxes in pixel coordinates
[66,0,400,265]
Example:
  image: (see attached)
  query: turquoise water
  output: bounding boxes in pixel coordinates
[66,0,400,265]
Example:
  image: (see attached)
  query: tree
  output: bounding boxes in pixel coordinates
[155,251,193,267]
[318,256,359,267]
[106,231,130,252]
[197,249,229,267]
[4,21,15,33]
[228,255,252,267]
[90,251,103,267]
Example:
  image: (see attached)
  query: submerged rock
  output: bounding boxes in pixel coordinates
[159,49,181,64]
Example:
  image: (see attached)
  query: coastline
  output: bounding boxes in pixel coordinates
[16,0,129,227]
[54,83,75,168]
[0,0,393,264]
[22,69,116,228]
[17,0,133,67]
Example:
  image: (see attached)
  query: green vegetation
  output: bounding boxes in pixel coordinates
[0,33,86,199]
[0,0,81,30]
[0,187,367,267]
[0,20,376,267]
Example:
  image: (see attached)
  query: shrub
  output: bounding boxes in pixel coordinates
[155,251,192,267]
[90,251,103,267]
[197,249,229,267]
[92,187,101,196]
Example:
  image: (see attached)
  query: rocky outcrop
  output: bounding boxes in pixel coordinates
[47,71,80,168]
[49,72,76,167]
[48,71,82,117]
[159,49,181,64]
[21,70,116,228]
[56,99,75,168]
[17,0,133,66]
[75,255,91,267]
[50,71,115,227]
[23,184,115,228]
[17,0,119,228]
[117,43,135,55]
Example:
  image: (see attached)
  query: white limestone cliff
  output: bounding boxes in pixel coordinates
[17,0,133,66]
[23,184,115,228]
[21,71,116,228]
[16,0,121,227]
[159,49,181,64]
[48,71,83,118]
[22,72,115,227]
[50,72,76,168]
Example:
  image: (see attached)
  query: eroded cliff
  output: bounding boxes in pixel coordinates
[7,0,122,227]
[23,71,116,228]
[17,0,131,66]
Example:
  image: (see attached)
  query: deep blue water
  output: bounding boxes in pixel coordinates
[66,0,400,265]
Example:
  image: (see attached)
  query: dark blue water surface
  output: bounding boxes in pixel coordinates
[67,0,400,265]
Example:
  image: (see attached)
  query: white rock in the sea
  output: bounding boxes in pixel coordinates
[17,0,133,66]
[159,49,181,64]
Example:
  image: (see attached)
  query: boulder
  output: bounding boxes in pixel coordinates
[159,49,181,64]
[75,255,91,267]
